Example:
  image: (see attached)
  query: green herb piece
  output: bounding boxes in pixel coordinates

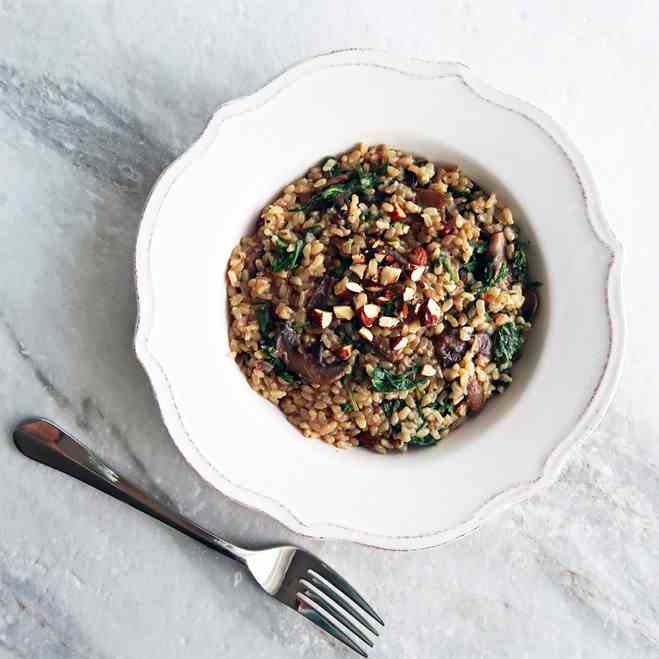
[511,240,528,282]
[370,366,425,393]
[261,345,302,384]
[304,224,324,239]
[371,160,389,177]
[271,239,303,273]
[461,240,488,278]
[322,158,340,177]
[473,261,509,294]
[434,393,454,416]
[334,323,353,345]
[492,322,522,365]
[292,320,309,333]
[381,398,403,418]
[436,254,458,282]
[409,434,439,447]
[256,305,272,340]
[380,300,397,317]
[296,168,377,212]
[489,260,509,287]
[409,394,451,447]
[511,240,543,289]
[381,398,403,435]
[448,185,469,200]
[329,255,353,278]
[340,402,353,413]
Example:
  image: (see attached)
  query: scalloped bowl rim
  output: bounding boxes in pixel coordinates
[134,50,624,550]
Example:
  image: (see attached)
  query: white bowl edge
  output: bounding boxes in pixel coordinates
[134,49,625,551]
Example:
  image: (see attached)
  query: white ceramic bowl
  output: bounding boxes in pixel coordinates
[135,50,624,550]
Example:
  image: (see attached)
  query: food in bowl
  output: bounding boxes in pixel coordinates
[226,143,540,453]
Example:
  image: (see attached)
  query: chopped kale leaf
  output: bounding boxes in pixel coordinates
[271,239,303,272]
[492,322,522,365]
[370,366,425,393]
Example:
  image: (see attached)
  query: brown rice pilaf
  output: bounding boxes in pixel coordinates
[226,143,539,453]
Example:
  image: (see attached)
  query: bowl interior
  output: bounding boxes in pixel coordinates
[141,60,613,542]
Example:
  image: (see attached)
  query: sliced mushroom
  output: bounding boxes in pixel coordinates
[306,275,335,311]
[433,329,467,368]
[274,322,351,386]
[296,191,313,206]
[474,332,492,359]
[488,231,506,275]
[310,339,337,366]
[245,245,264,275]
[521,288,539,320]
[326,173,350,185]
[415,188,448,209]
[466,377,484,414]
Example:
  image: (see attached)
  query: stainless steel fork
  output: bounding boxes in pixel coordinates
[12,419,383,656]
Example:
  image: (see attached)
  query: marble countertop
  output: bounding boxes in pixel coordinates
[1,2,656,657]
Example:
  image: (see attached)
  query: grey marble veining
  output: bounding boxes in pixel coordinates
[0,1,657,657]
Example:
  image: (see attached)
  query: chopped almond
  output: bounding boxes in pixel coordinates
[420,298,441,327]
[403,286,415,302]
[360,304,380,327]
[310,308,332,329]
[345,281,363,294]
[415,188,448,209]
[353,292,368,310]
[349,263,367,279]
[366,258,379,280]
[376,288,393,303]
[336,345,353,360]
[408,246,428,266]
[390,336,408,352]
[379,316,400,329]
[333,305,355,320]
[410,265,425,282]
[358,327,374,342]
[380,266,402,286]
[421,364,437,377]
[334,277,349,296]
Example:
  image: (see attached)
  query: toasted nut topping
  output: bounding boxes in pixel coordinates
[408,246,428,266]
[334,277,349,295]
[333,305,355,320]
[378,316,400,329]
[353,292,368,310]
[360,304,381,327]
[421,364,437,377]
[380,266,402,286]
[421,298,441,327]
[349,263,367,279]
[410,265,425,282]
[336,345,353,360]
[367,258,379,280]
[310,308,332,329]
[390,336,408,352]
[358,327,374,342]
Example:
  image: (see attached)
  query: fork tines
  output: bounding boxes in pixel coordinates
[296,564,384,657]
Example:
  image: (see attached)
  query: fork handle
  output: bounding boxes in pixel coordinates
[13,419,248,564]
